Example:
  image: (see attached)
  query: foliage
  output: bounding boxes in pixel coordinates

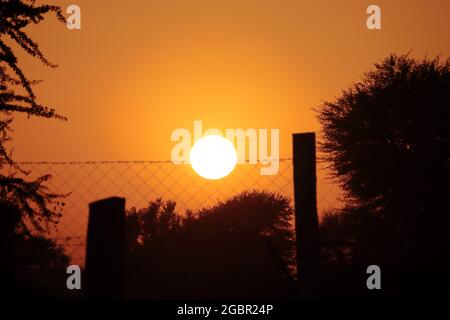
[316,54,450,295]
[0,0,66,234]
[125,190,296,299]
[0,0,69,298]
[317,54,449,214]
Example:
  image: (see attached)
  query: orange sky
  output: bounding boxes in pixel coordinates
[9,0,450,161]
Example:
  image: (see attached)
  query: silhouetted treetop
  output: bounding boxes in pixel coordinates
[0,2,69,298]
[125,190,296,299]
[0,0,65,120]
[0,0,66,235]
[317,54,449,212]
[316,54,450,281]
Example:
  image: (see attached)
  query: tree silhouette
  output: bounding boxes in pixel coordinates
[317,54,450,296]
[0,0,69,298]
[125,190,296,299]
[0,0,67,231]
[320,206,398,269]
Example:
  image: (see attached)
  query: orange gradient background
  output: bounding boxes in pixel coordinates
[8,0,450,162]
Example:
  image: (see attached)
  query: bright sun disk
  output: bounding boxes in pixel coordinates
[189,135,237,180]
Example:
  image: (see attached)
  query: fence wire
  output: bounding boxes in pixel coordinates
[14,159,343,266]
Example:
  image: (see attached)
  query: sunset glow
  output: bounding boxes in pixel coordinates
[2,0,449,304]
[189,135,237,180]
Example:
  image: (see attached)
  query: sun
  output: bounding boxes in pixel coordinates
[189,135,237,180]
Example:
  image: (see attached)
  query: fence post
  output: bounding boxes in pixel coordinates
[293,133,321,286]
[85,196,126,299]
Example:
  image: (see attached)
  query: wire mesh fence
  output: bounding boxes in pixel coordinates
[15,158,343,266]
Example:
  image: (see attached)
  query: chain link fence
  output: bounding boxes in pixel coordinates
[15,158,343,266]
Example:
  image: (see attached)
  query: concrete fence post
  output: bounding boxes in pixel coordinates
[293,133,321,285]
[85,196,126,299]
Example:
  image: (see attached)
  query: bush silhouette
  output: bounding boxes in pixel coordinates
[124,190,296,299]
